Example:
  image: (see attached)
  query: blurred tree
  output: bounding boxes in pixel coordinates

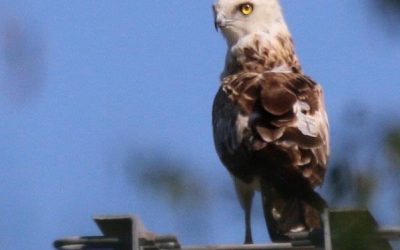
[369,0,400,37]
[386,126,400,167]
[327,103,378,207]
[374,0,400,13]
[124,150,208,209]
[123,149,215,241]
[0,18,46,105]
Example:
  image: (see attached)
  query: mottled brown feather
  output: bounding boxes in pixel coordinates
[221,72,329,187]
[212,20,329,240]
[260,77,297,115]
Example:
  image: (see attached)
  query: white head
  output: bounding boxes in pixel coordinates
[213,0,289,47]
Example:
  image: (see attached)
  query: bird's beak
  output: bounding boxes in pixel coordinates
[213,11,219,32]
[214,13,226,32]
[213,5,226,32]
[213,5,219,32]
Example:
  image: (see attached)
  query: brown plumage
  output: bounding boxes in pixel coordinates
[221,72,328,187]
[212,0,329,244]
[213,71,329,242]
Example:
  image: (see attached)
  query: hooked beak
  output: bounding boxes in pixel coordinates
[214,13,226,32]
[214,20,219,32]
[213,5,226,32]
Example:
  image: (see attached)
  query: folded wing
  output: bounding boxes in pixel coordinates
[222,72,329,187]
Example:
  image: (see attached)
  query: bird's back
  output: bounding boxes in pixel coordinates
[213,71,329,186]
[212,70,329,240]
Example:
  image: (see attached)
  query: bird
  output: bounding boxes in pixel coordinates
[211,0,330,244]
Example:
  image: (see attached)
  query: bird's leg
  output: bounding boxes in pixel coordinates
[232,177,255,244]
[244,203,253,244]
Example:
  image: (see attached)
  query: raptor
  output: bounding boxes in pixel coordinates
[212,0,330,243]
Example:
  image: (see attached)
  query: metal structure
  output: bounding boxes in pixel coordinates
[54,209,400,250]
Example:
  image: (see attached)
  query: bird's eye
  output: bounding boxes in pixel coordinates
[239,3,254,15]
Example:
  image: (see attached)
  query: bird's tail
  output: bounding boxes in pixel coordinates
[260,181,326,242]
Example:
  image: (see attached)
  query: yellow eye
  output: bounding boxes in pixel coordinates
[239,3,253,15]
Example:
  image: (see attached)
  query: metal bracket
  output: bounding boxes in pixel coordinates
[54,209,399,250]
[54,215,179,250]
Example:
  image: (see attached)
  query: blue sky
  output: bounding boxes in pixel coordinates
[0,1,399,249]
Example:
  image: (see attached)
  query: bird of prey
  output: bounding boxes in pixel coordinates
[212,0,330,244]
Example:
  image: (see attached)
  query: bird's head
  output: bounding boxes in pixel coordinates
[213,0,288,46]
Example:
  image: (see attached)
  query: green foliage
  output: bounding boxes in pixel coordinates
[376,0,400,10]
[386,127,400,166]
[330,210,392,250]
[369,0,400,38]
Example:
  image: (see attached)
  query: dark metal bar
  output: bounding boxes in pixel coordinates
[378,228,400,241]
[322,209,332,250]
[181,243,315,250]
[54,236,122,250]
[54,236,121,247]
